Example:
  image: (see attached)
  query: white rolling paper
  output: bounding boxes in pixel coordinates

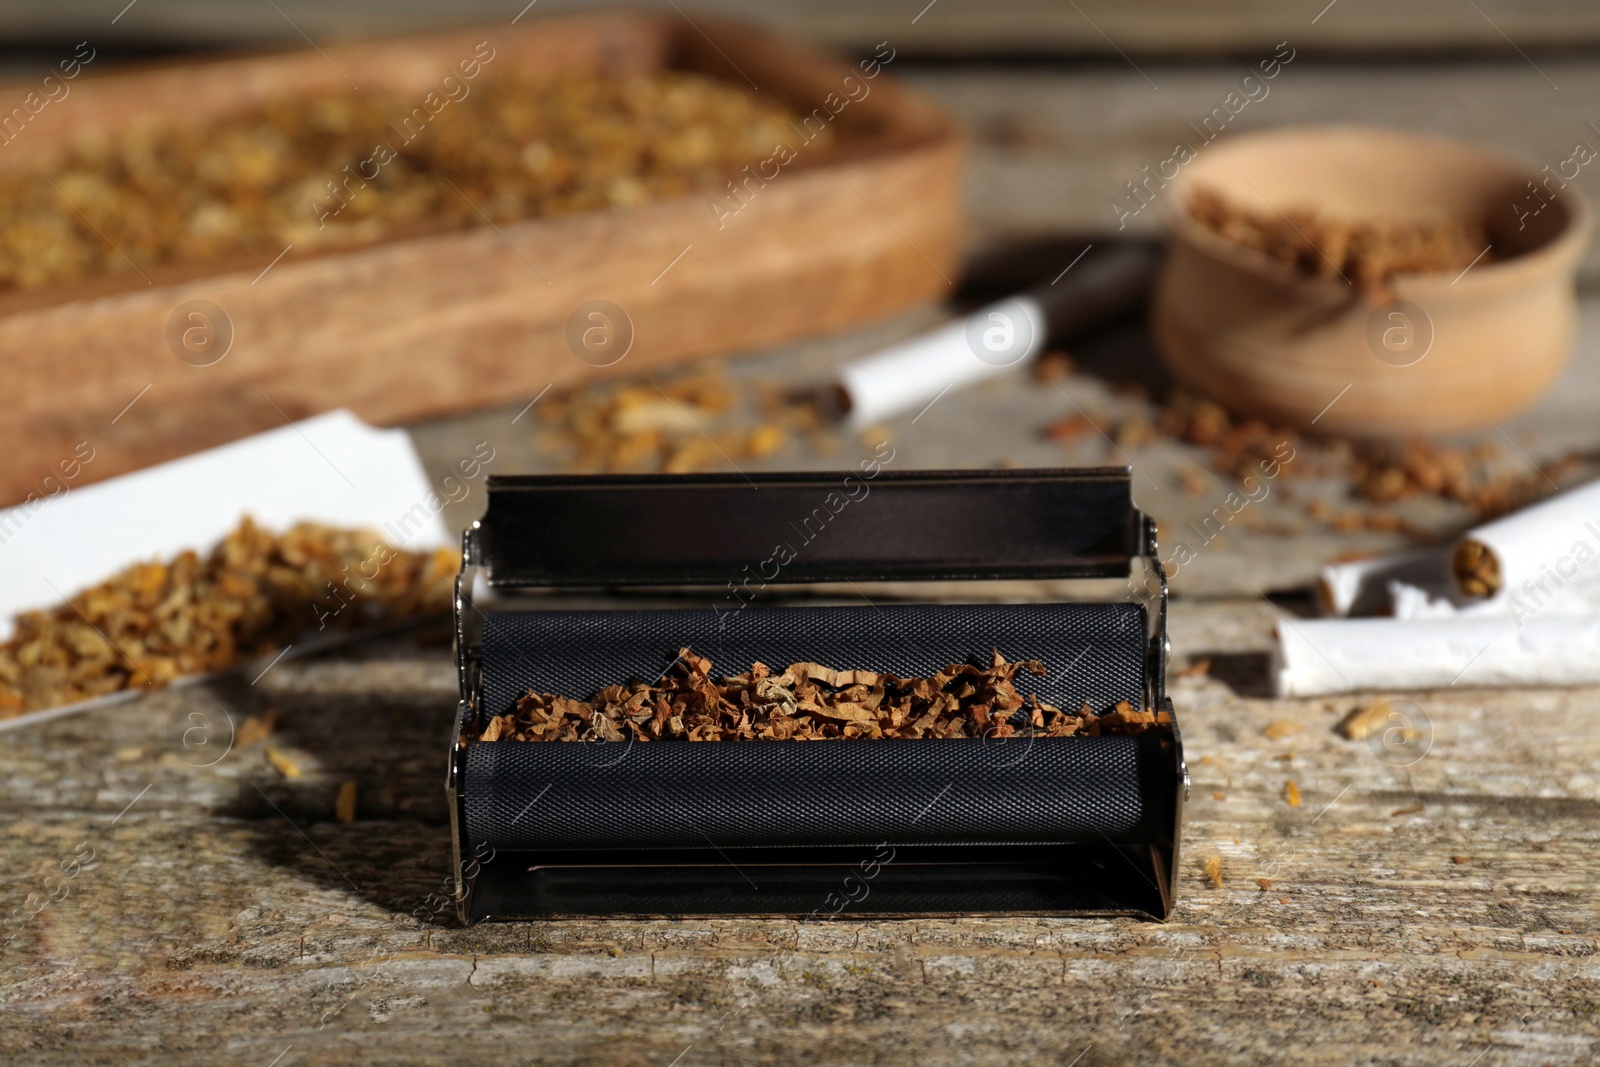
[837,295,1047,428]
[1316,546,1450,616]
[1273,615,1600,696]
[1390,576,1600,620]
[0,409,452,641]
[1388,581,1503,620]
[1452,479,1600,611]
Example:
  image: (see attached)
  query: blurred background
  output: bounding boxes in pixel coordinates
[3,0,1599,602]
[8,0,1599,274]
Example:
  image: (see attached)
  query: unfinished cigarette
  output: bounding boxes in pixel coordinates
[1450,479,1600,606]
[1273,615,1600,696]
[835,244,1158,428]
[837,295,1048,428]
[1387,580,1498,620]
[1316,546,1450,616]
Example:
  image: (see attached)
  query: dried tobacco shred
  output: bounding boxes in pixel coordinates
[479,647,1171,742]
[0,518,458,717]
[1044,383,1585,527]
[532,365,833,475]
[1187,186,1491,290]
[1450,538,1502,596]
[2,71,824,291]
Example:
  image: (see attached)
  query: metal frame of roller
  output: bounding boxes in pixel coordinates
[448,468,1187,922]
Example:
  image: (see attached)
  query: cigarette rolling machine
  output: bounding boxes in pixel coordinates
[450,468,1186,921]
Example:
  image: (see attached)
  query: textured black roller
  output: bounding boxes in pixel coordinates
[466,600,1159,851]
[479,601,1148,719]
[452,469,1183,922]
[466,734,1171,850]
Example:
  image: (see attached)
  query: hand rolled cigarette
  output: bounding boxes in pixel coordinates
[837,295,1048,428]
[1317,479,1600,620]
[1450,479,1600,611]
[1274,615,1600,696]
[835,244,1157,428]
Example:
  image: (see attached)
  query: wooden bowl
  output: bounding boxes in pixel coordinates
[1152,125,1591,436]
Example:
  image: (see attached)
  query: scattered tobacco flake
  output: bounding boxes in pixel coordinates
[1050,382,1587,527]
[265,746,302,780]
[1202,853,1224,889]
[1188,186,1491,291]
[1160,395,1281,472]
[1,71,824,291]
[235,708,279,748]
[335,781,358,823]
[0,518,458,717]
[1177,465,1209,498]
[1041,414,1096,445]
[1336,699,1391,741]
[479,647,1172,742]
[1284,780,1302,807]
[1344,438,1581,519]
[1032,350,1074,383]
[531,365,836,474]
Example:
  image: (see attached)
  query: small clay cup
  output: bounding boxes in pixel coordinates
[1153,125,1592,436]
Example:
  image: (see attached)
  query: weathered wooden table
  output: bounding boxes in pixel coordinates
[5,598,1597,1065]
[6,29,1600,1067]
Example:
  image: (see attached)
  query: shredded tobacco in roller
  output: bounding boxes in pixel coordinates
[1187,186,1491,290]
[479,647,1171,742]
[0,518,458,717]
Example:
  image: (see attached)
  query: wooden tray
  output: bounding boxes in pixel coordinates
[0,12,962,507]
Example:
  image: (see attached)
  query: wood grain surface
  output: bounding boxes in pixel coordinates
[1,599,1595,1065]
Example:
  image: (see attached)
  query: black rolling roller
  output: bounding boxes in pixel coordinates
[449,469,1186,922]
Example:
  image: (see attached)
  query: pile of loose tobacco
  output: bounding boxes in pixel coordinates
[1187,186,1491,290]
[530,365,837,474]
[0,518,458,716]
[479,647,1169,742]
[2,70,822,290]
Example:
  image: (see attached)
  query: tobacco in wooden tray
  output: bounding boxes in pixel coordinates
[0,70,824,292]
[479,647,1171,742]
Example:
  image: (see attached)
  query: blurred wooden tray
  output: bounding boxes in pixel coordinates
[0,12,962,506]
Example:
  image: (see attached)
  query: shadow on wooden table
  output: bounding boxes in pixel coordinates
[206,661,463,920]
[1190,651,1276,698]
